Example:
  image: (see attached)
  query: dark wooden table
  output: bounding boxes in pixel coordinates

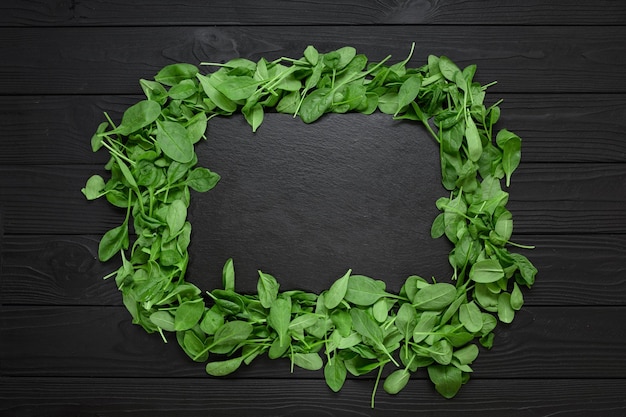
[1,1,626,416]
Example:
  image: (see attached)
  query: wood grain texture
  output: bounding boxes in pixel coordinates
[2,1,625,415]
[2,95,625,166]
[2,26,626,95]
[1,377,625,417]
[2,0,626,26]
[1,306,625,379]
[3,234,623,307]
[1,161,624,235]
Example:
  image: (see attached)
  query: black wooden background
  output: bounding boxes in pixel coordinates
[1,1,626,416]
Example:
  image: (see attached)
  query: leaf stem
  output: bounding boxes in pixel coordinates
[371,363,386,409]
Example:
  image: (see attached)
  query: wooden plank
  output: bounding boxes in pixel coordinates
[2,95,625,166]
[1,377,625,417]
[506,163,626,234]
[2,0,626,26]
[0,235,120,306]
[1,157,624,235]
[1,26,626,94]
[1,306,625,379]
[3,234,623,307]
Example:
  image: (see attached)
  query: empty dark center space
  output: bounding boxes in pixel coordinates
[188,112,451,294]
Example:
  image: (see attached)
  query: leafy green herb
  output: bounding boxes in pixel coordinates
[84,44,536,406]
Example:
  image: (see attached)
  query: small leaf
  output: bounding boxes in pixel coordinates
[495,210,513,242]
[427,364,463,399]
[497,292,515,323]
[474,283,499,312]
[98,223,129,262]
[429,339,453,365]
[465,116,482,162]
[413,311,439,343]
[510,282,524,310]
[242,102,264,132]
[469,259,505,284]
[292,352,323,371]
[113,155,138,190]
[222,258,235,292]
[212,320,254,350]
[330,309,352,337]
[82,175,106,200]
[430,213,445,238]
[257,270,280,309]
[459,302,483,333]
[155,63,199,87]
[186,167,221,192]
[197,74,237,113]
[304,45,319,65]
[288,313,319,331]
[438,56,462,82]
[168,79,198,99]
[344,275,388,306]
[205,357,243,376]
[214,76,259,101]
[140,79,168,104]
[413,283,456,310]
[268,336,290,359]
[453,343,479,365]
[496,129,522,187]
[91,122,108,151]
[166,199,187,236]
[372,298,389,323]
[395,75,422,115]
[395,303,418,339]
[324,269,351,309]
[156,119,195,163]
[323,46,356,70]
[174,299,205,331]
[510,253,538,286]
[350,308,383,344]
[182,330,207,361]
[186,112,208,144]
[324,357,347,392]
[199,306,224,335]
[149,310,176,332]
[299,88,332,123]
[268,297,292,347]
[383,369,411,395]
[115,100,161,136]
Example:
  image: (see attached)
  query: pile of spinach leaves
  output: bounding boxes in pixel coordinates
[83,44,537,406]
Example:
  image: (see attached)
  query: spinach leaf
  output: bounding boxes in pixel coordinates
[257,270,280,309]
[344,275,388,306]
[222,258,236,292]
[292,352,323,371]
[427,364,463,399]
[469,259,505,283]
[383,369,410,395]
[324,269,351,309]
[174,299,205,331]
[98,222,129,262]
[459,301,483,333]
[205,357,243,376]
[112,99,161,136]
[268,297,292,347]
[156,119,195,163]
[155,63,199,86]
[210,320,253,353]
[324,356,347,392]
[413,283,456,311]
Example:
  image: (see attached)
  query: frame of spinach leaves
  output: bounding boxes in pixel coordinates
[82,44,537,406]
